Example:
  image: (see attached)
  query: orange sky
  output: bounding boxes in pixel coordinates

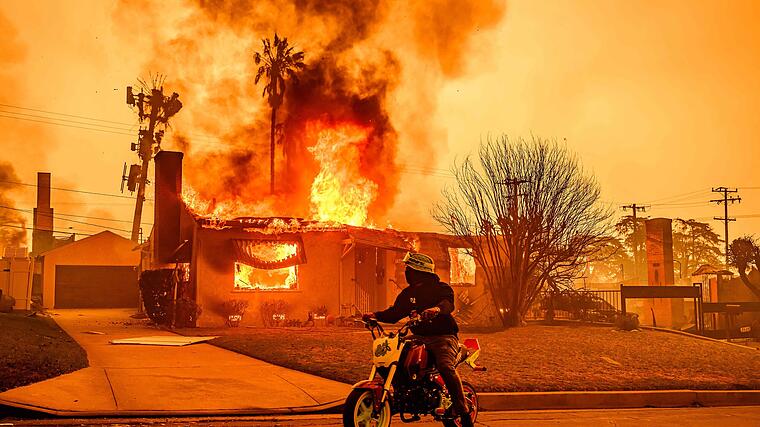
[1,0,759,247]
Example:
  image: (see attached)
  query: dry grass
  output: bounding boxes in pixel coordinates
[190,323,760,392]
[0,312,88,392]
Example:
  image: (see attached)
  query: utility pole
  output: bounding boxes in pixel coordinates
[124,81,182,243]
[710,187,741,268]
[621,203,647,283]
[500,179,530,220]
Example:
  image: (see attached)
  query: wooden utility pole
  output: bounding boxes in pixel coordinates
[125,83,182,243]
[710,187,741,268]
[621,203,647,283]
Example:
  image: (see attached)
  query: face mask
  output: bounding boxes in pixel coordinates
[405,268,422,285]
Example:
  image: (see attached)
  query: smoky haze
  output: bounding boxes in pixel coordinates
[113,0,506,224]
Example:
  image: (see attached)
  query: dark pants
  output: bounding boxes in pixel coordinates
[415,334,468,416]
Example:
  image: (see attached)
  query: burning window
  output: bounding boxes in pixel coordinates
[232,240,304,291]
[449,248,476,287]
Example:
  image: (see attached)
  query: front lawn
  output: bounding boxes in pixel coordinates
[198,324,760,392]
[0,312,88,392]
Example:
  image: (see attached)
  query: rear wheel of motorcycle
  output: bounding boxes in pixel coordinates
[441,381,478,427]
[343,389,392,427]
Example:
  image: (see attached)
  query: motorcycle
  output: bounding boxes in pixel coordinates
[343,315,486,427]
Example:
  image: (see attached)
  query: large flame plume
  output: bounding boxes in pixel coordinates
[307,120,377,226]
[114,0,506,227]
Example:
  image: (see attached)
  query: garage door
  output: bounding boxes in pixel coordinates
[55,265,138,308]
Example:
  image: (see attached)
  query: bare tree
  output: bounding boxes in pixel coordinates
[727,236,760,299]
[433,135,612,327]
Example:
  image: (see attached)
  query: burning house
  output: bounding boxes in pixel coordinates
[147,151,491,327]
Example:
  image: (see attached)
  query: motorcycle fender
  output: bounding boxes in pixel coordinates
[351,379,387,411]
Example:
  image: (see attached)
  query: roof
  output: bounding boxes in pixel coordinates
[691,264,734,276]
[38,230,132,257]
[345,227,414,251]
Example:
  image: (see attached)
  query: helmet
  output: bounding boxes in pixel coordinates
[402,252,435,274]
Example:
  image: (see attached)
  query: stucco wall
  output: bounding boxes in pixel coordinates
[41,231,140,308]
[195,228,356,327]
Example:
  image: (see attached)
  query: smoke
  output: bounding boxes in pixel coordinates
[0,163,27,249]
[113,0,506,224]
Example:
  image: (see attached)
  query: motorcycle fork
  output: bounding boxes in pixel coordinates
[372,364,397,413]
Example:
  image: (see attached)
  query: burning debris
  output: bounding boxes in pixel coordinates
[115,0,506,228]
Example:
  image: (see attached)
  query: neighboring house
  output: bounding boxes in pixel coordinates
[39,231,140,309]
[148,151,495,327]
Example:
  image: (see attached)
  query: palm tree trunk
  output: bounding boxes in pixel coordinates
[270,107,277,194]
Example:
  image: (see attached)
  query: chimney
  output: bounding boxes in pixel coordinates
[645,218,675,286]
[32,172,54,256]
[154,151,184,263]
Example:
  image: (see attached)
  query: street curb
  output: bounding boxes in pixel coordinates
[638,325,758,351]
[0,399,344,418]
[478,390,760,411]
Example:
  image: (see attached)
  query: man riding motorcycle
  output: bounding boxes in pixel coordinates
[363,252,474,427]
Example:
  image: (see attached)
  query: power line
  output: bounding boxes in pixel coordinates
[644,188,711,204]
[0,109,137,132]
[0,204,153,226]
[0,179,152,201]
[0,102,231,147]
[0,205,135,233]
[0,223,96,237]
[0,102,135,126]
[0,113,137,137]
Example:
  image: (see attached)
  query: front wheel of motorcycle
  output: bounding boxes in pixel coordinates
[343,389,392,427]
[441,381,478,427]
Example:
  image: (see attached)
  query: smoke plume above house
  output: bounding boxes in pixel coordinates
[0,163,27,249]
[113,0,506,226]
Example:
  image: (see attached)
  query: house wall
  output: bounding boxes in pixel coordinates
[408,235,497,327]
[41,232,140,308]
[195,228,354,327]
[716,269,760,327]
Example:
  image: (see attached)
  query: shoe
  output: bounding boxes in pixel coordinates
[460,412,474,427]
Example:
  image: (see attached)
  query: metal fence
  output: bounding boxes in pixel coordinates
[527,289,622,322]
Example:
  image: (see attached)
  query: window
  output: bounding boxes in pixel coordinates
[234,262,298,291]
[233,241,300,291]
[449,247,476,287]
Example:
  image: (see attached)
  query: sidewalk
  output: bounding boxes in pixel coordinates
[0,309,352,416]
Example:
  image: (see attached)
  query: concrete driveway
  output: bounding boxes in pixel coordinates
[0,309,352,416]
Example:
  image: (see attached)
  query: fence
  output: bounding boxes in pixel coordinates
[527,289,622,322]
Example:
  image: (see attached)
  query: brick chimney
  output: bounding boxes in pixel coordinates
[154,151,185,263]
[645,218,675,286]
[32,172,54,256]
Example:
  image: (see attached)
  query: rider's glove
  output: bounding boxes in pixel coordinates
[361,312,376,322]
[421,306,441,320]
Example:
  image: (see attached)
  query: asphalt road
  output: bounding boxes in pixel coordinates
[3,407,760,427]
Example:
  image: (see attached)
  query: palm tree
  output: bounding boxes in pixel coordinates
[254,33,305,194]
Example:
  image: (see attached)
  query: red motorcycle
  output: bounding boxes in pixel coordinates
[343,316,486,427]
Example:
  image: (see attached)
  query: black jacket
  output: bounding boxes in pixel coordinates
[374,277,459,336]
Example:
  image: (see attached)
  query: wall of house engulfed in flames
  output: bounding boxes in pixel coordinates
[193,228,355,327]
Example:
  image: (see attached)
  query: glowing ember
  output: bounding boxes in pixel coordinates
[449,247,476,285]
[234,242,299,290]
[307,121,378,226]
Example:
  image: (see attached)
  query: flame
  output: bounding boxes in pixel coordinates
[234,242,299,290]
[181,119,382,228]
[306,120,378,226]
[449,247,476,285]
